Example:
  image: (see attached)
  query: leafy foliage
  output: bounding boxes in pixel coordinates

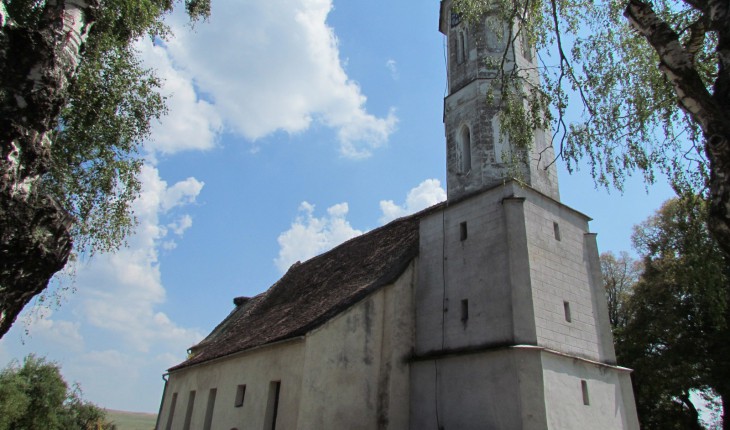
[614,196,729,429]
[451,0,715,193]
[0,355,115,430]
[2,0,210,256]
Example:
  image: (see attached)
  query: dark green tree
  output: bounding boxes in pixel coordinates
[450,0,730,255]
[0,354,115,430]
[0,0,210,338]
[616,196,729,429]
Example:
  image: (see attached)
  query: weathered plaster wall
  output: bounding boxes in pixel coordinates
[297,262,415,430]
[541,352,639,430]
[159,340,305,430]
[410,348,549,430]
[416,186,514,355]
[522,191,617,362]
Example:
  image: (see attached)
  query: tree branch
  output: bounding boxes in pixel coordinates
[624,0,726,140]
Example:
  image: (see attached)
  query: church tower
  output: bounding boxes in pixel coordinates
[439,0,560,201]
[407,2,640,429]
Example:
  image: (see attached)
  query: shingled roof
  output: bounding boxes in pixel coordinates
[169,207,438,372]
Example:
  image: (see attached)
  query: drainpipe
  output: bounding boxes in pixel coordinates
[154,373,170,430]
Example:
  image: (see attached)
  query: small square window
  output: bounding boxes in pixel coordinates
[460,222,468,241]
[234,385,246,407]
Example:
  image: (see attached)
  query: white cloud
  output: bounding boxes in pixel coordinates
[62,348,183,411]
[161,177,205,212]
[275,201,363,272]
[137,39,222,155]
[169,214,193,236]
[0,163,204,411]
[379,179,446,223]
[72,165,204,353]
[22,311,84,352]
[275,179,447,273]
[160,0,397,158]
[77,165,203,352]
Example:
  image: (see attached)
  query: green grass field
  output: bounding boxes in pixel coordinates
[105,410,157,430]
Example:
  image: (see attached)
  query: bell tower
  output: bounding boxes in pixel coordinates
[439,0,560,201]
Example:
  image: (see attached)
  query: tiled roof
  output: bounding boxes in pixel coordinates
[169,208,436,371]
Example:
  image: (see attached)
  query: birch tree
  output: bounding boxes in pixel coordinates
[0,0,209,338]
[452,0,730,254]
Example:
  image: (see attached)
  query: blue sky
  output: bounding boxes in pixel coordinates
[0,0,674,413]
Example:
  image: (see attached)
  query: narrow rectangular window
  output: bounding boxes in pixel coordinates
[563,301,572,323]
[264,381,281,430]
[234,384,246,407]
[461,299,469,322]
[165,392,178,430]
[203,388,217,430]
[581,380,590,405]
[553,222,561,241]
[460,222,468,241]
[182,390,196,430]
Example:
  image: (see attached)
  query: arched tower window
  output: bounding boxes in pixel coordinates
[459,125,472,173]
[521,30,533,62]
[457,31,467,64]
[485,16,506,53]
[492,115,508,163]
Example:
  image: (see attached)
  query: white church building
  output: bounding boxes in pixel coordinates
[155,1,640,428]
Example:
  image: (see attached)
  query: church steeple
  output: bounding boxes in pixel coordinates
[439,0,560,201]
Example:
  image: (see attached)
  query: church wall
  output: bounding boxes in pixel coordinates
[416,187,516,355]
[522,192,605,361]
[297,262,415,430]
[409,348,548,430]
[540,352,640,430]
[159,339,305,430]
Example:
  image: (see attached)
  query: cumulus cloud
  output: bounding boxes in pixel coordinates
[74,165,205,353]
[275,180,447,273]
[137,39,222,156]
[161,178,204,212]
[1,163,204,411]
[275,202,363,272]
[21,309,84,352]
[160,0,397,157]
[379,179,447,223]
[169,215,194,236]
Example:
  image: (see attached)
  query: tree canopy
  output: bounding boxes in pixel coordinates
[0,0,209,338]
[604,197,729,429]
[451,0,730,254]
[0,354,114,430]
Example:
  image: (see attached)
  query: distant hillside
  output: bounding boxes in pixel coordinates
[105,409,157,430]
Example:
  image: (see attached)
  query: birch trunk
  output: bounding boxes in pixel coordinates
[0,0,99,338]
